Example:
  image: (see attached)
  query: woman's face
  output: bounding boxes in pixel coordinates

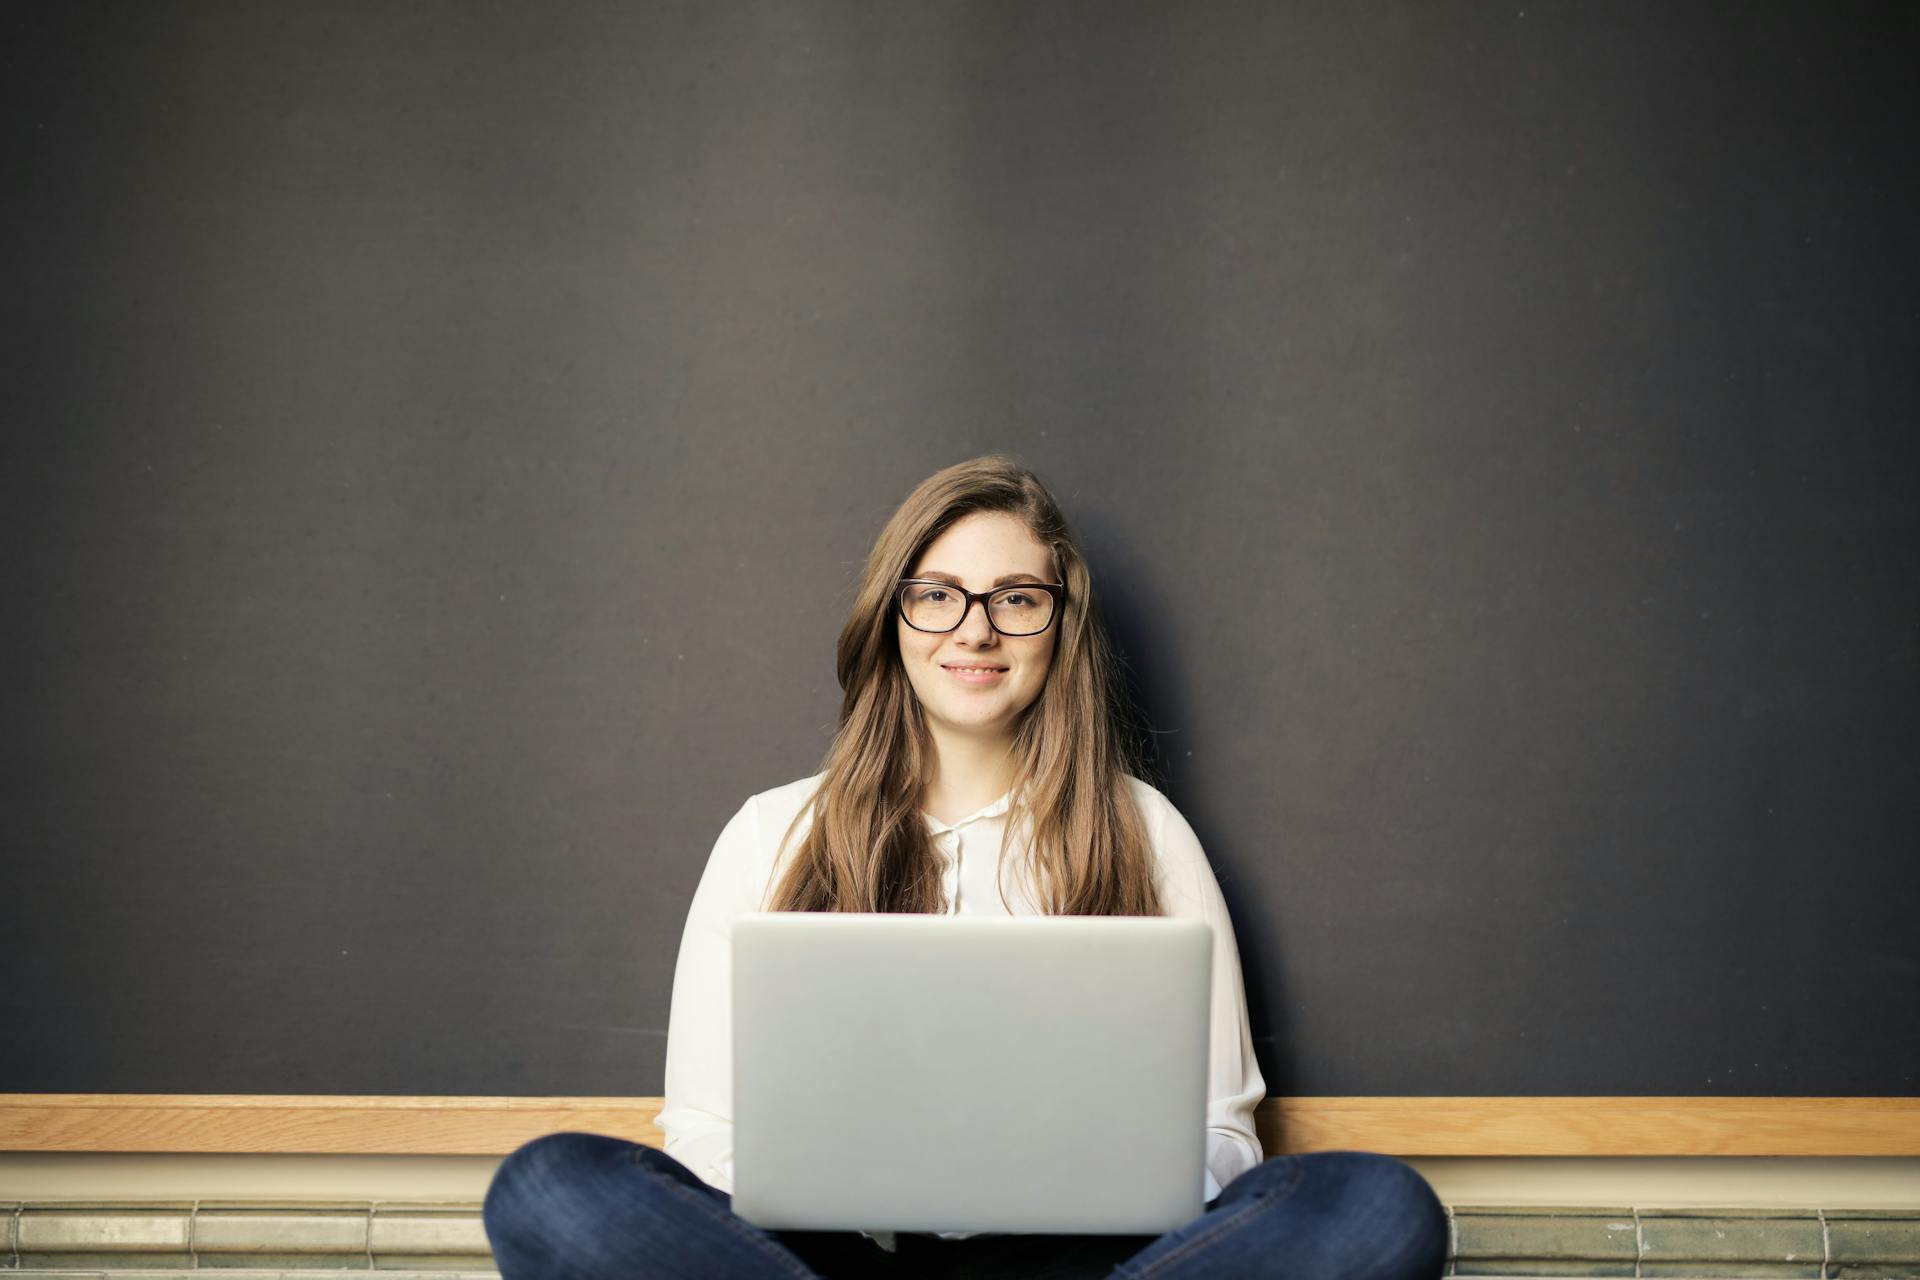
[897,511,1059,745]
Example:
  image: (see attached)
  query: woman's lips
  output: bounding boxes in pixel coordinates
[942,663,1008,684]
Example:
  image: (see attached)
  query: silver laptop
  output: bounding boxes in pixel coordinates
[731,912,1211,1235]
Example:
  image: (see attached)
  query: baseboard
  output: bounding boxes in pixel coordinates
[4,1199,1918,1277]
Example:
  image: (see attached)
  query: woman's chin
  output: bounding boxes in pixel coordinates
[929,705,1017,738]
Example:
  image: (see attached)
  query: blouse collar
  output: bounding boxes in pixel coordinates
[922,789,1014,835]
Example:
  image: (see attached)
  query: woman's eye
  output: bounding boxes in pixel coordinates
[920,588,952,602]
[1000,592,1035,607]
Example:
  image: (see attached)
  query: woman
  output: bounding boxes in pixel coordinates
[483,456,1447,1279]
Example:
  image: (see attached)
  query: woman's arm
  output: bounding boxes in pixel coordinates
[654,794,760,1193]
[1142,782,1269,1201]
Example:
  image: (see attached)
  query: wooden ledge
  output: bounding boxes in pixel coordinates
[1267,1096,1920,1156]
[2,1095,1916,1156]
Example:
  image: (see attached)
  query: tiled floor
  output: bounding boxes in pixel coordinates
[5,1199,1918,1277]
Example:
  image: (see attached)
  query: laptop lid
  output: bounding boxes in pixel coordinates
[730,912,1211,1235]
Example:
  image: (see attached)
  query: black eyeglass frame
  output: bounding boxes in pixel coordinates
[894,579,1069,637]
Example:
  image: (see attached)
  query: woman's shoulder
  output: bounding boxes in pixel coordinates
[706,774,825,882]
[1119,774,1210,863]
[1116,776,1217,913]
[1122,772,1167,801]
[746,771,827,809]
[1120,772,1177,822]
[734,772,828,838]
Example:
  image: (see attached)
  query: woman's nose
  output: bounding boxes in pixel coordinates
[953,598,997,642]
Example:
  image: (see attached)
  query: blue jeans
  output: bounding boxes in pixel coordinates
[482,1131,1447,1279]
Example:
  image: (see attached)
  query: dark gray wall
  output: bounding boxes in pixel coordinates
[4,1,1915,1098]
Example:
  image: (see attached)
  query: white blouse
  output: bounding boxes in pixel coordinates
[655,772,1268,1244]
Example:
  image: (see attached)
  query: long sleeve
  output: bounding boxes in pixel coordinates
[1145,785,1268,1202]
[653,794,760,1192]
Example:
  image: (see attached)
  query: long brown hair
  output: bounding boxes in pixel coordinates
[762,455,1163,917]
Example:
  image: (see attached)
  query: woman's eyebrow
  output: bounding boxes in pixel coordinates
[913,571,1048,586]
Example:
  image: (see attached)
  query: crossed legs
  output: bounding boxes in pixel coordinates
[481,1131,1446,1280]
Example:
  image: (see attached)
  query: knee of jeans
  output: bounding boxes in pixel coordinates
[1224,1153,1301,1199]
[1331,1153,1446,1236]
[482,1131,626,1236]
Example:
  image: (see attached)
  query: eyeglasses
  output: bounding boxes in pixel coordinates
[895,579,1067,637]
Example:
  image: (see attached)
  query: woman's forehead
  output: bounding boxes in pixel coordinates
[911,512,1052,579]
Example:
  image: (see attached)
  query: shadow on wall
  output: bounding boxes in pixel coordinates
[1080,513,1297,1102]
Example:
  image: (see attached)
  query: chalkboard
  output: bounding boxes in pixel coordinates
[4,1,1915,1101]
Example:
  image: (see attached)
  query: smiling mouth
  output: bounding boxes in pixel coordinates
[943,664,1008,674]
